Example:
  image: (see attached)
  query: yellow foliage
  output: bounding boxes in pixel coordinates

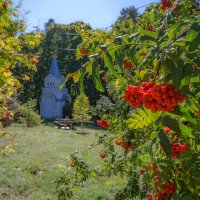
[72,94,92,124]
[0,0,41,129]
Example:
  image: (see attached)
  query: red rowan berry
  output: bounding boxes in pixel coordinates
[139,52,148,57]
[148,163,153,170]
[101,76,107,82]
[80,47,89,56]
[2,1,8,9]
[97,119,110,129]
[161,0,173,10]
[122,142,133,151]
[164,126,170,134]
[148,193,154,200]
[115,139,122,146]
[99,152,107,159]
[123,60,135,69]
[146,25,154,32]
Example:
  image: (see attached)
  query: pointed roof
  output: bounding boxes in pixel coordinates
[49,58,61,77]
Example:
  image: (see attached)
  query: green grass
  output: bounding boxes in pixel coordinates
[0,124,125,200]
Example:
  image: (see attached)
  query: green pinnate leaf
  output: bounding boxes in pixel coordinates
[185,22,200,52]
[158,130,171,156]
[170,61,183,89]
[163,116,192,137]
[140,30,158,42]
[92,62,105,92]
[104,53,124,80]
[127,108,161,129]
[168,21,184,39]
[173,106,197,125]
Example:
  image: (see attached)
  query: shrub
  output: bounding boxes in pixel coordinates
[72,94,92,127]
[92,96,115,116]
[16,100,42,127]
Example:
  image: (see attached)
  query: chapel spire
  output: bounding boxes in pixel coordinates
[49,54,61,77]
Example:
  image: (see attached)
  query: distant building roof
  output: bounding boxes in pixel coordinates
[49,59,61,77]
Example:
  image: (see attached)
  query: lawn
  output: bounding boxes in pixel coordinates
[0,124,125,200]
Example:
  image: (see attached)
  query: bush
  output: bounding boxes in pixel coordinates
[16,100,42,127]
[92,96,115,116]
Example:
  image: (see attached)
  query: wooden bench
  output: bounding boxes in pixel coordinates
[53,117,76,130]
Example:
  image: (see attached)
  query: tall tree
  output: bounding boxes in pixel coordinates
[117,6,138,22]
[113,6,138,34]
[72,94,91,130]
[0,0,40,127]
[18,19,101,109]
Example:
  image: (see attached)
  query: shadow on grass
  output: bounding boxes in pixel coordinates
[43,120,105,131]
[74,130,89,135]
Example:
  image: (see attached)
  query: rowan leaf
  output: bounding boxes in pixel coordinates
[158,130,171,156]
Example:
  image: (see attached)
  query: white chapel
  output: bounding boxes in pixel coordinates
[40,57,71,119]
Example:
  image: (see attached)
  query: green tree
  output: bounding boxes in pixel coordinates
[0,0,40,127]
[113,6,138,34]
[117,6,138,22]
[0,0,41,155]
[18,19,101,108]
[72,94,92,129]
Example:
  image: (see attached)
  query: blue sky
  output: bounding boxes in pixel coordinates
[13,0,161,31]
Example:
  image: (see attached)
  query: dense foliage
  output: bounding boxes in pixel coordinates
[17,19,102,107]
[91,95,115,117]
[15,99,42,127]
[56,0,200,199]
[0,0,41,154]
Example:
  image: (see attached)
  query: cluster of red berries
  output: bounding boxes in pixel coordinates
[156,181,176,200]
[115,139,122,146]
[139,52,148,57]
[124,82,187,112]
[148,163,176,199]
[148,163,160,184]
[160,142,188,157]
[148,163,159,173]
[146,25,154,32]
[101,76,107,82]
[148,180,176,200]
[163,126,171,134]
[115,139,133,151]
[97,119,110,129]
[122,142,133,151]
[99,152,107,159]
[171,143,188,158]
[163,126,177,135]
[123,60,135,69]
[31,59,38,65]
[2,1,8,9]
[161,0,173,10]
[149,181,176,200]
[148,194,154,200]
[80,47,89,56]
[124,85,143,108]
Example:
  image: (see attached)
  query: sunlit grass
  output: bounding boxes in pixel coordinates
[0,124,125,200]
